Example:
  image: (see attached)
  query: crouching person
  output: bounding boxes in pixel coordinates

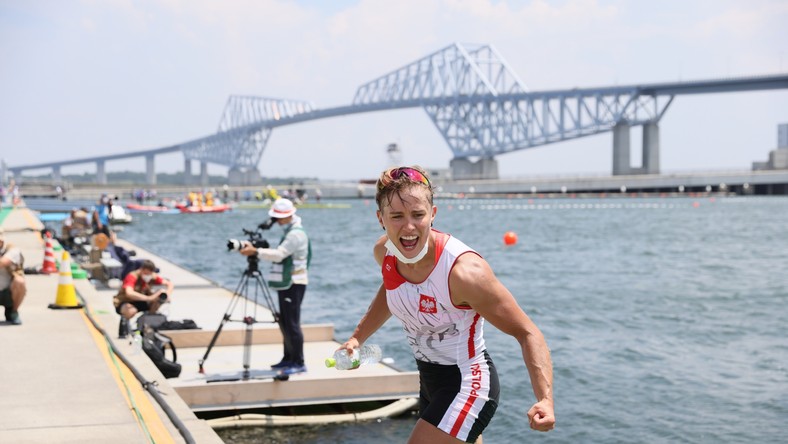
[0,227,26,325]
[114,259,174,336]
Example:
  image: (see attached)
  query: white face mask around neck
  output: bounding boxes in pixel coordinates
[384,238,429,264]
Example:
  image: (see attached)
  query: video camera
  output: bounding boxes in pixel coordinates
[226,218,276,252]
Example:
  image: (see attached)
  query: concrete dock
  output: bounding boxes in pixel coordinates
[0,204,418,443]
[0,206,223,443]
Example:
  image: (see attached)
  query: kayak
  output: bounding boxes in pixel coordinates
[234,202,350,210]
[177,203,232,213]
[126,203,180,214]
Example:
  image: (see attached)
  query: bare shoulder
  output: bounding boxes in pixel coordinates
[451,252,494,284]
[449,253,500,306]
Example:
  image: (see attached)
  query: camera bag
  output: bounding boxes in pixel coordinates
[137,313,168,331]
[141,328,181,378]
[158,319,200,330]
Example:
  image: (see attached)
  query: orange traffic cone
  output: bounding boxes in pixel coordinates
[40,238,58,274]
[48,251,83,310]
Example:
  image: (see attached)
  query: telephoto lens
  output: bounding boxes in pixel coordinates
[227,239,242,251]
[159,293,168,302]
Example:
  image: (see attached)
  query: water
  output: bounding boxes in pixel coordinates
[116,196,788,443]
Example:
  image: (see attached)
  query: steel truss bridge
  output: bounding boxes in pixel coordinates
[7,43,788,184]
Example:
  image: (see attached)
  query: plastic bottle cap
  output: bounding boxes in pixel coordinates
[325,358,336,368]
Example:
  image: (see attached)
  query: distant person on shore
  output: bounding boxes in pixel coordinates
[240,198,311,376]
[0,228,26,325]
[91,194,114,241]
[338,166,555,442]
[11,183,20,207]
[113,259,174,333]
[61,207,91,249]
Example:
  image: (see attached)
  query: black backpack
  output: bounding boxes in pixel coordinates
[141,329,181,378]
[139,313,200,331]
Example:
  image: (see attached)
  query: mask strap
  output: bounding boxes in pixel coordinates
[384,238,429,264]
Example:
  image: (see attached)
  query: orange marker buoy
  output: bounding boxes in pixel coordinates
[503,231,518,246]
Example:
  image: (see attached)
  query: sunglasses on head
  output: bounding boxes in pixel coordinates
[386,167,431,188]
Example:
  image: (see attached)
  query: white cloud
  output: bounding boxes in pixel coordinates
[1,0,786,179]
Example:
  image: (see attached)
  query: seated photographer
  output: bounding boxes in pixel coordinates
[240,198,311,375]
[114,259,174,324]
[61,207,91,249]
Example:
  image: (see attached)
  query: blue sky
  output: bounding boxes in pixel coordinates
[1,0,786,180]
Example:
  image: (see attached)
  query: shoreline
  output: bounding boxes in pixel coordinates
[11,167,788,201]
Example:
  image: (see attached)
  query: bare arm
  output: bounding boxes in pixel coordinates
[161,278,174,296]
[121,285,158,302]
[0,255,12,268]
[0,247,21,269]
[340,283,392,352]
[340,237,392,352]
[450,253,555,432]
[121,276,163,302]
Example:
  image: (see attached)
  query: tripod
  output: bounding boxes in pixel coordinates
[198,255,284,381]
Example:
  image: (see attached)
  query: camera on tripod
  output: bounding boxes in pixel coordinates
[202,218,283,380]
[226,218,276,251]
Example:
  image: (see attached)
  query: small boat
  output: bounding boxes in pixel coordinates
[177,203,232,214]
[126,203,180,214]
[234,201,351,210]
[109,205,134,224]
[176,191,232,213]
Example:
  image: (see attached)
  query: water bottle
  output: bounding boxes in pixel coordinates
[325,344,382,370]
[132,331,143,355]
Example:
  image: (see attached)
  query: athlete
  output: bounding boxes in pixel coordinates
[339,166,555,443]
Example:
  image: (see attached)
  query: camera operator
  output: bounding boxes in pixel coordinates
[240,198,311,375]
[113,259,174,335]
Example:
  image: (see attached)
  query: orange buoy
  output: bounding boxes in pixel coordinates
[503,231,518,246]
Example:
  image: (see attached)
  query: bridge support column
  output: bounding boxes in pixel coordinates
[184,159,192,185]
[200,162,209,186]
[642,122,660,174]
[52,165,61,183]
[0,161,7,184]
[450,157,499,180]
[612,122,631,176]
[145,154,156,185]
[96,160,106,184]
[228,167,262,186]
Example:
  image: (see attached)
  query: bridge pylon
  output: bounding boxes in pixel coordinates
[228,166,262,186]
[178,95,315,177]
[353,42,529,179]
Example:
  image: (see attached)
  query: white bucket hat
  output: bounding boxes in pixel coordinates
[268,198,296,218]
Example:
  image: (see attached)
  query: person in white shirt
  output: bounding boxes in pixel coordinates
[241,198,311,375]
[0,227,26,325]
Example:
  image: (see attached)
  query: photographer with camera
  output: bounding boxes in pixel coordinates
[113,259,174,336]
[239,198,311,376]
